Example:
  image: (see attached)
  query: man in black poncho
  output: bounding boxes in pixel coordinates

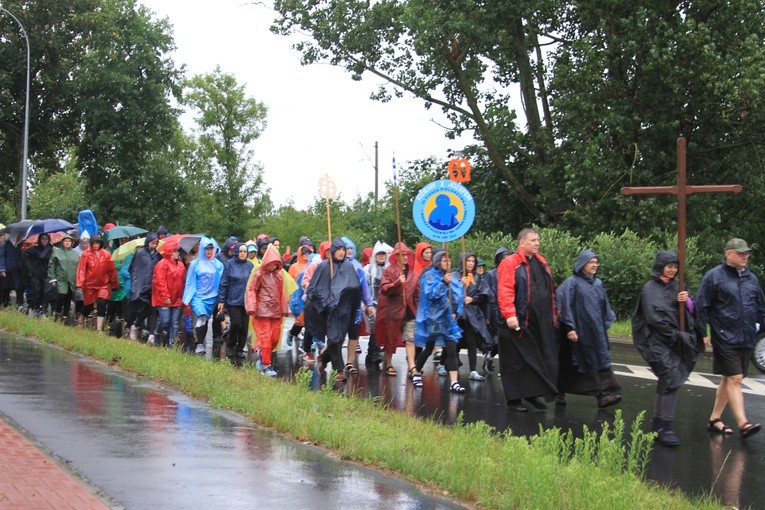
[305,238,361,382]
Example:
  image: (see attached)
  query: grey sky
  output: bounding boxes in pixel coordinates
[139,0,474,208]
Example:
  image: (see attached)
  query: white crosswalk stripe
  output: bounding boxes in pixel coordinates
[613,363,765,397]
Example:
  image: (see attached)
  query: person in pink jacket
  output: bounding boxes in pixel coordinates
[151,246,186,347]
[246,245,289,376]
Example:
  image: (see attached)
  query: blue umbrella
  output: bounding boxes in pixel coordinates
[24,219,75,238]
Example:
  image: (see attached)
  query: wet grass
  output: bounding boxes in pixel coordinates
[0,311,722,510]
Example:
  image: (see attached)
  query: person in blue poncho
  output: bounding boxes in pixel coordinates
[556,249,621,408]
[411,250,466,394]
[182,239,224,355]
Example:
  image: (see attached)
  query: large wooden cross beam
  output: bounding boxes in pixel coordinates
[620,137,742,328]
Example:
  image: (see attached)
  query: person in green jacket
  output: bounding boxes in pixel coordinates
[48,234,80,323]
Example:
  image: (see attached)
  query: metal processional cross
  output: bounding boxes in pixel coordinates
[620,137,742,328]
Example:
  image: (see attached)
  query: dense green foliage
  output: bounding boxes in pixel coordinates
[272,0,765,252]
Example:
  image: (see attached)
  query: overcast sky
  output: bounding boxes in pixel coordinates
[139,0,474,208]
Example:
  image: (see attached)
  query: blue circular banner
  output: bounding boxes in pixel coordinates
[412,180,475,242]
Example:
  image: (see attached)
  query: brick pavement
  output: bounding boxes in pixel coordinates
[0,416,110,510]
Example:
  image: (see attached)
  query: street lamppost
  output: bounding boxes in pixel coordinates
[0,6,31,220]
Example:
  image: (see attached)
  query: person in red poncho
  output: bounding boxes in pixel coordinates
[376,242,420,377]
[76,234,118,333]
[246,245,290,376]
[151,246,186,347]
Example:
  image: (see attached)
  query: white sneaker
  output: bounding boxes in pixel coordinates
[129,325,139,341]
[147,334,155,346]
[469,370,485,381]
[194,343,206,355]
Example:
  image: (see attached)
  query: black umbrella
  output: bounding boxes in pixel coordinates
[2,220,36,246]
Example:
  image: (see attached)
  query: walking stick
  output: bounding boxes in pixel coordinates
[319,174,337,278]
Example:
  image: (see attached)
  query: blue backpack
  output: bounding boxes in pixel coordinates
[289,270,306,316]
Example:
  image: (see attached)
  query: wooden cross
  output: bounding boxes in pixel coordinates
[620,137,742,329]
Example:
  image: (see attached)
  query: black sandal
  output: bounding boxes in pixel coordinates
[707,418,733,435]
[412,372,423,388]
[740,422,761,439]
[344,363,358,375]
[385,365,397,377]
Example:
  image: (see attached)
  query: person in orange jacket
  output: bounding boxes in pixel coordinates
[246,245,290,376]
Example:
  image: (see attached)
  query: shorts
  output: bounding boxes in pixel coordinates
[402,320,415,342]
[712,347,752,377]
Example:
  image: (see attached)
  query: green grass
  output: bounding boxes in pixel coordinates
[0,311,722,510]
[610,319,633,339]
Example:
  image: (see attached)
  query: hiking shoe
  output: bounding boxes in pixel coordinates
[597,394,622,408]
[437,366,448,376]
[194,343,206,355]
[129,325,139,341]
[147,334,156,346]
[262,365,277,377]
[469,370,485,381]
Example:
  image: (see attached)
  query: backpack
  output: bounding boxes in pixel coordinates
[289,270,306,316]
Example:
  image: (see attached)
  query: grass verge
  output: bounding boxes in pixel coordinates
[0,311,719,510]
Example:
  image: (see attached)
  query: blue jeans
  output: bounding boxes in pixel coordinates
[155,307,180,346]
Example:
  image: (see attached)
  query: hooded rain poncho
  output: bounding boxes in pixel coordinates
[632,251,705,394]
[305,239,362,344]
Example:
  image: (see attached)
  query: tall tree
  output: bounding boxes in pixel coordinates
[0,0,100,216]
[75,0,182,226]
[181,66,271,239]
[272,0,559,225]
[273,0,765,248]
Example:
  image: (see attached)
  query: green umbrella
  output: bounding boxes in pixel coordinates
[104,226,148,241]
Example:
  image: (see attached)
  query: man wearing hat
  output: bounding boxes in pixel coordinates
[697,238,765,439]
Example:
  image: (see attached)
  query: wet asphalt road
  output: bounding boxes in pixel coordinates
[325,340,765,509]
[2,326,765,509]
[0,332,464,510]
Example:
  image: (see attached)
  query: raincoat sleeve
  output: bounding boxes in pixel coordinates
[497,254,521,320]
[107,258,119,290]
[379,266,400,296]
[47,249,58,283]
[356,266,372,307]
[556,277,575,331]
[217,262,231,304]
[182,260,198,305]
[603,285,617,329]
[451,279,465,318]
[75,254,86,288]
[153,262,170,305]
[245,271,260,315]
[306,262,334,314]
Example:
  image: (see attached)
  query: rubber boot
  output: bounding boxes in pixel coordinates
[194,326,207,355]
[654,418,680,446]
[96,316,105,334]
[129,324,139,340]
[212,338,223,360]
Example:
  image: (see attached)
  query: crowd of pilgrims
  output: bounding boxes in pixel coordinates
[0,224,711,445]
